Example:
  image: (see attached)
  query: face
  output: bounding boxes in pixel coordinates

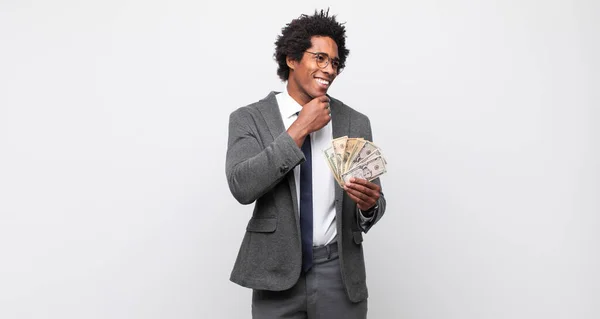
[287,36,339,105]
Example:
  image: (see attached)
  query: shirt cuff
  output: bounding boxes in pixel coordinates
[358,205,377,225]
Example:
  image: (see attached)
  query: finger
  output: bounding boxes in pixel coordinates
[345,187,377,208]
[345,181,380,199]
[349,178,381,191]
[345,189,367,206]
[345,181,377,199]
[345,184,381,203]
[346,194,365,208]
[344,186,367,201]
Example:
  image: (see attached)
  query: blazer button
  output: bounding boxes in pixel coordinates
[280,165,288,173]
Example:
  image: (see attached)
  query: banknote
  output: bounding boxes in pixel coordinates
[341,155,387,184]
[353,149,382,170]
[323,137,387,186]
[323,146,343,186]
[346,141,378,172]
[343,138,364,172]
[332,136,349,177]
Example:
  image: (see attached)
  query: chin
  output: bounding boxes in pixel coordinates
[313,87,328,96]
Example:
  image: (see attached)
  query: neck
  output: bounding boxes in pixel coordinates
[286,81,311,106]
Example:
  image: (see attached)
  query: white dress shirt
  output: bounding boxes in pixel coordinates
[276,89,337,246]
[276,88,375,247]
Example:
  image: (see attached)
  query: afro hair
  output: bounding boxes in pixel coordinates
[274,9,350,81]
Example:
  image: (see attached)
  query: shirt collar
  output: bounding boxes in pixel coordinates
[278,86,303,119]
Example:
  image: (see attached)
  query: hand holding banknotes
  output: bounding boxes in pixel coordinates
[323,136,387,211]
[344,177,381,212]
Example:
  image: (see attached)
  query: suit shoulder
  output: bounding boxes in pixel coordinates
[330,96,370,122]
[232,91,279,114]
[229,91,279,118]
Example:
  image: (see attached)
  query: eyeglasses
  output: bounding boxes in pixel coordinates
[305,51,342,73]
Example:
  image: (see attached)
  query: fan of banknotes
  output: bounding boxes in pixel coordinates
[323,136,387,186]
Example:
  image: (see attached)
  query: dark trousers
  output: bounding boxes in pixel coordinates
[252,242,368,319]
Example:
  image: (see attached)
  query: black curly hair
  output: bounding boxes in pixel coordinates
[274,9,350,82]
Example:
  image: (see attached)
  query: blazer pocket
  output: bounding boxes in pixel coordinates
[353,231,363,244]
[246,218,277,233]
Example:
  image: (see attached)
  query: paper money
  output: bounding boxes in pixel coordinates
[332,136,349,177]
[344,138,364,172]
[323,137,387,186]
[341,155,387,184]
[347,141,379,172]
[323,146,343,186]
[355,149,382,168]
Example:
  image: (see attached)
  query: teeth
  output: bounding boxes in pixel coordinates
[316,78,329,85]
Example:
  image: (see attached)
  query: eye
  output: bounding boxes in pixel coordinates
[315,53,327,62]
[331,60,340,69]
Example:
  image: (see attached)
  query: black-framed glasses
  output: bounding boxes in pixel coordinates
[305,51,342,73]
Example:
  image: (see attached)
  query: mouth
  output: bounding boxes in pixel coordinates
[315,77,331,89]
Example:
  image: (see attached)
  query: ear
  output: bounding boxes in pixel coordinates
[286,56,297,71]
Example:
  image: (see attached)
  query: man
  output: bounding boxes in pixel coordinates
[225,9,386,319]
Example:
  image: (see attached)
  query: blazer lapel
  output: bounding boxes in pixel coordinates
[257,92,286,141]
[257,91,300,224]
[330,98,350,225]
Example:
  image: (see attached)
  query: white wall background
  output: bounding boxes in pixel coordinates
[1,0,598,318]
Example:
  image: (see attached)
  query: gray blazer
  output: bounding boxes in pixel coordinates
[225,92,386,302]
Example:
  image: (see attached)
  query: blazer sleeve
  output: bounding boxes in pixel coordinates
[226,107,305,205]
[357,192,386,233]
[354,116,387,233]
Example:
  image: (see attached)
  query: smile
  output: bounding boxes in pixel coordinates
[315,78,330,86]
